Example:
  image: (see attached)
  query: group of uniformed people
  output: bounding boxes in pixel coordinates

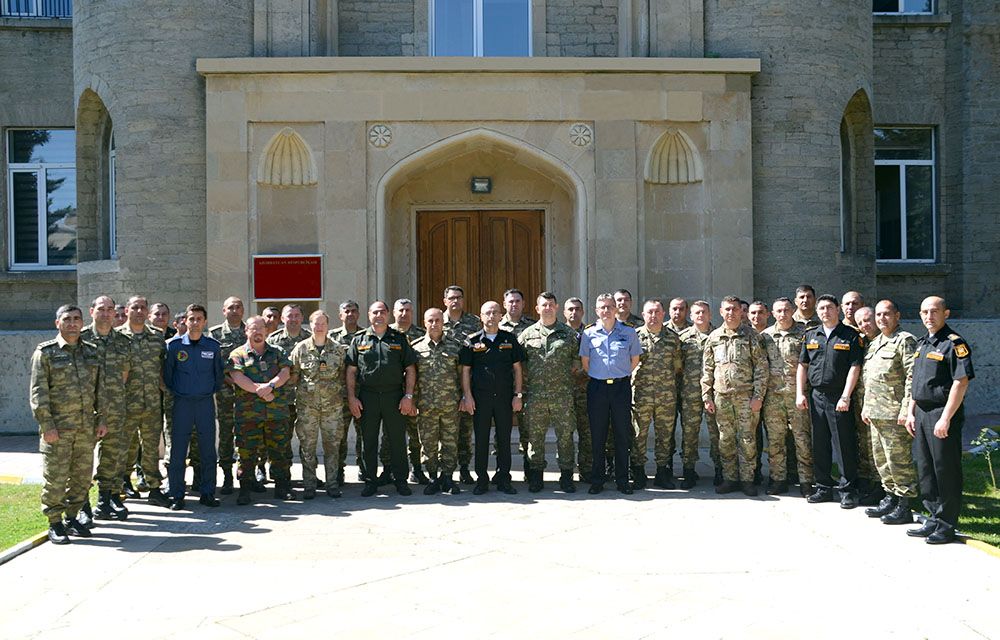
[29,284,973,547]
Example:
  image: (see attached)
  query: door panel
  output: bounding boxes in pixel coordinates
[417,210,543,315]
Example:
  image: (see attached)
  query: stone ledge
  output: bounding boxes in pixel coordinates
[875,261,951,277]
[76,258,120,276]
[873,13,952,27]
[197,56,761,76]
[0,17,71,30]
[0,269,76,284]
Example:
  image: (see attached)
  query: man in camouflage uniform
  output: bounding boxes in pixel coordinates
[118,296,171,507]
[148,303,175,477]
[500,288,535,472]
[209,296,247,494]
[330,299,365,485]
[290,310,346,499]
[442,285,482,485]
[83,296,133,521]
[792,284,820,329]
[630,299,683,490]
[563,297,593,482]
[31,305,107,544]
[850,302,881,505]
[747,300,771,485]
[266,303,311,484]
[386,298,428,484]
[761,297,814,496]
[702,296,768,496]
[262,306,281,336]
[412,308,463,495]
[519,292,580,493]
[613,289,644,328]
[229,316,295,504]
[861,299,918,524]
[678,300,719,488]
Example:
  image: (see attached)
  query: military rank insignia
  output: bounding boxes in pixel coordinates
[955,343,969,358]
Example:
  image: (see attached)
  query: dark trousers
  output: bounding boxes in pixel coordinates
[913,404,964,530]
[809,388,858,490]
[473,390,513,481]
[588,377,631,484]
[169,395,217,499]
[359,389,408,484]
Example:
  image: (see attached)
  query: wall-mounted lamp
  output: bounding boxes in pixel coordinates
[470,177,492,194]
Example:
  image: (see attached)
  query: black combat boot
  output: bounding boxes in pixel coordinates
[765,479,788,496]
[274,479,298,500]
[441,473,461,495]
[653,466,675,490]
[63,517,92,538]
[528,469,544,493]
[237,478,253,505]
[881,497,913,525]
[147,488,172,508]
[135,468,149,492]
[47,521,70,545]
[424,473,441,496]
[410,465,431,485]
[109,493,129,518]
[866,493,897,518]
[680,468,698,490]
[558,470,576,493]
[715,480,739,494]
[631,465,647,490]
[77,500,95,529]
[220,466,234,495]
[459,465,475,485]
[122,474,139,499]
[742,482,759,497]
[94,491,118,521]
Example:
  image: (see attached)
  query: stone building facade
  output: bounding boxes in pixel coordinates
[0,1,996,427]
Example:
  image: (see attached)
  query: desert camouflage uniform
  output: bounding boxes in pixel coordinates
[118,323,166,489]
[267,327,311,468]
[701,325,768,483]
[228,343,293,484]
[209,322,246,470]
[30,336,102,523]
[412,333,463,476]
[443,312,482,468]
[630,325,683,470]
[678,325,719,468]
[862,329,918,497]
[519,321,579,472]
[761,323,813,483]
[330,325,365,475]
[383,323,427,470]
[290,337,346,491]
[81,324,132,494]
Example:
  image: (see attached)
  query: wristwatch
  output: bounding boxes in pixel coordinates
[404,393,414,399]
[515,392,523,399]
[268,382,275,390]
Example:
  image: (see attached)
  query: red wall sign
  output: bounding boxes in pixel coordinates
[252,254,322,301]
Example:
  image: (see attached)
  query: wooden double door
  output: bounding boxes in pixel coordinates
[417,210,544,315]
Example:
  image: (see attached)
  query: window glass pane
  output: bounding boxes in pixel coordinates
[872,0,899,11]
[874,128,932,160]
[433,0,475,56]
[11,171,39,264]
[483,0,529,56]
[905,165,934,259]
[8,129,75,164]
[45,169,77,265]
[901,0,933,13]
[875,165,902,260]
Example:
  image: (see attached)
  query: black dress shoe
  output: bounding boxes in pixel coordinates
[907,519,937,538]
[881,501,913,525]
[63,518,92,538]
[588,483,604,495]
[169,498,186,511]
[48,521,70,545]
[199,495,220,507]
[361,482,378,497]
[840,491,858,509]
[807,488,834,504]
[376,468,394,487]
[866,493,897,518]
[616,481,633,495]
[396,482,412,496]
[473,480,489,495]
[498,479,518,495]
[926,529,956,545]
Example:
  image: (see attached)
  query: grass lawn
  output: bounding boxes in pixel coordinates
[0,484,98,552]
[954,454,1000,548]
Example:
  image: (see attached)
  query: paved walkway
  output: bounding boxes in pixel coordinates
[1,436,997,639]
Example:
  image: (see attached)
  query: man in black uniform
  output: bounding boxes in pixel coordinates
[346,301,418,497]
[460,300,525,496]
[796,294,864,508]
[904,296,974,545]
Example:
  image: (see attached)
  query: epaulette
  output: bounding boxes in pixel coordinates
[37,338,59,349]
[948,333,962,342]
[584,322,596,329]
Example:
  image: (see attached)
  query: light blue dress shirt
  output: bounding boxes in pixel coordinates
[579,320,642,380]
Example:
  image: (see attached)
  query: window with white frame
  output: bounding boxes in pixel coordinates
[874,127,936,261]
[873,0,935,14]
[430,0,531,57]
[6,129,77,269]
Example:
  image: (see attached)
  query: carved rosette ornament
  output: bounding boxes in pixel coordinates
[368,124,392,148]
[569,123,593,147]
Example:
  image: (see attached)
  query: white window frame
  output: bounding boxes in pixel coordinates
[5,128,77,271]
[874,127,937,263]
[108,132,117,259]
[429,0,532,57]
[873,0,936,15]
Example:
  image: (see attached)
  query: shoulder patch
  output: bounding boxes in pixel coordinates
[955,343,970,358]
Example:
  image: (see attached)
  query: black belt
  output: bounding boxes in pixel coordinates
[591,376,629,385]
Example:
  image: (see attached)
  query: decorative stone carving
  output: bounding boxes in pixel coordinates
[257,127,318,187]
[368,124,392,148]
[644,129,704,184]
[569,123,593,147]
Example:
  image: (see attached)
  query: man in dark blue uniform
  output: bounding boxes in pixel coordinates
[460,300,525,496]
[796,294,864,508]
[904,296,974,545]
[580,293,642,495]
[163,304,224,509]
